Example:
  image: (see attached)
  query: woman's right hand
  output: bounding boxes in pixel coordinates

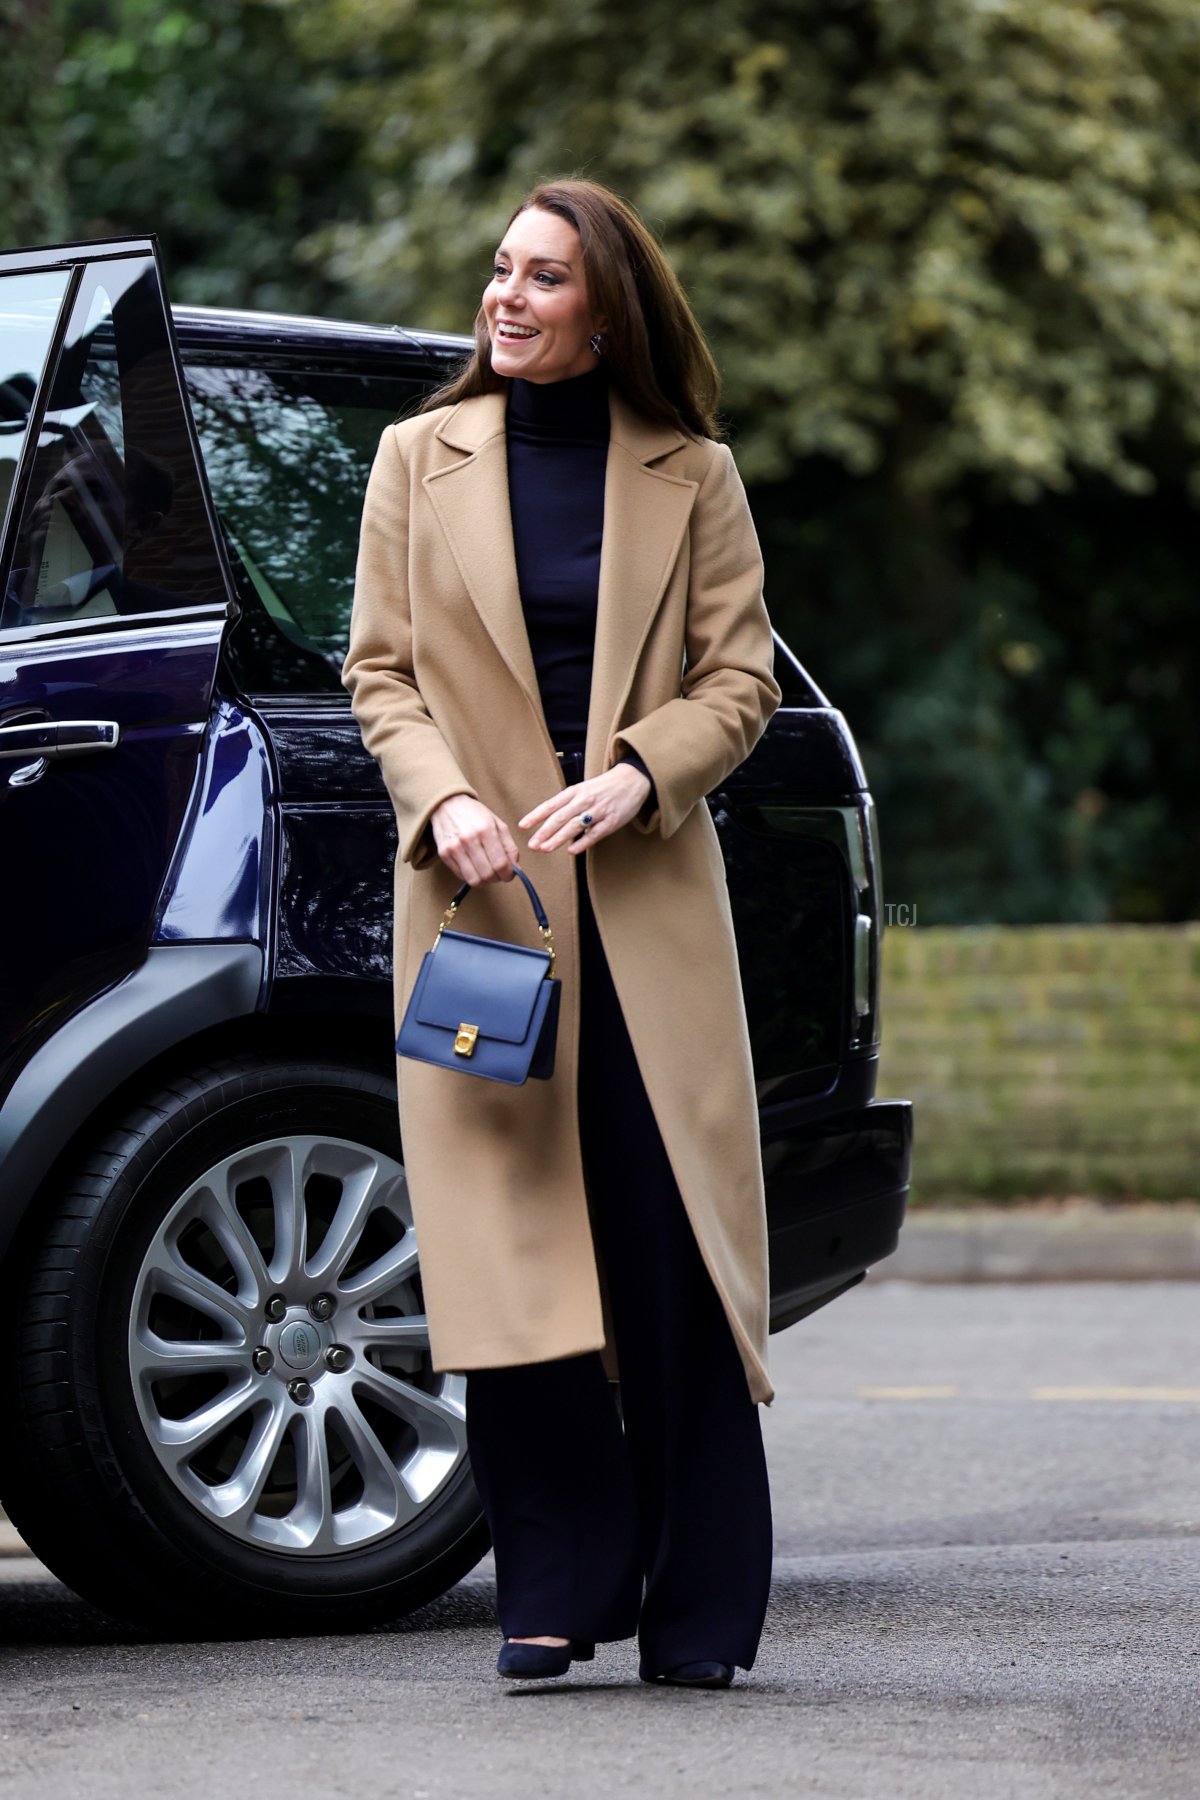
[429,793,520,886]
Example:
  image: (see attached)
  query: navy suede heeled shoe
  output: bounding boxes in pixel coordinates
[639,1659,734,1689]
[497,1637,596,1679]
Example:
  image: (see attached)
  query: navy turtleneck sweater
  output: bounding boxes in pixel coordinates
[505,361,656,803]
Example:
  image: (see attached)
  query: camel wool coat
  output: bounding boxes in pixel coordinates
[341,378,783,1405]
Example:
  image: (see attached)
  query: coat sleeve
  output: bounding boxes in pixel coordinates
[608,440,782,839]
[341,423,479,869]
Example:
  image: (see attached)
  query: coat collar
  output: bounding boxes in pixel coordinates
[432,379,689,464]
[422,381,701,774]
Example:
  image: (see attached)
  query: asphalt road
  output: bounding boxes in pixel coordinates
[1,1282,1196,1799]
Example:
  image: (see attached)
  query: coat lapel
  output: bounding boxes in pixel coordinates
[422,381,701,771]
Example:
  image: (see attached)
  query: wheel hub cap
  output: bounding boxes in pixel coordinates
[276,1316,327,1373]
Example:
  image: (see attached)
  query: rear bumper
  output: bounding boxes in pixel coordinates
[764,1098,913,1332]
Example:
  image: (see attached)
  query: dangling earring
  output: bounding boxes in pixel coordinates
[589,331,606,356]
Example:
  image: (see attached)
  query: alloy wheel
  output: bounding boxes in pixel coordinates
[127,1134,466,1554]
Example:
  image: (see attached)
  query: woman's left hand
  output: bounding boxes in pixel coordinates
[519,762,651,856]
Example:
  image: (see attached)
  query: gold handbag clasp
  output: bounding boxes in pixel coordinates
[454,1023,479,1057]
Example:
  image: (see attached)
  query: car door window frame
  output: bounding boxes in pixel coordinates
[0,237,238,645]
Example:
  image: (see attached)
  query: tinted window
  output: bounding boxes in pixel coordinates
[0,257,228,634]
[0,267,70,550]
[184,359,819,708]
[183,363,429,694]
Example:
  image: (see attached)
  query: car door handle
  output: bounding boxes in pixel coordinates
[0,719,121,760]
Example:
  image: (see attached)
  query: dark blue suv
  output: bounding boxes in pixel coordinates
[0,234,912,1633]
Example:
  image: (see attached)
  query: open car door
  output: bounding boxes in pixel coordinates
[0,234,239,1085]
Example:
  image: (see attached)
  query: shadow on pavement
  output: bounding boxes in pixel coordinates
[0,1556,497,1649]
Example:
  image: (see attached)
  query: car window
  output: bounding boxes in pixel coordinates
[182,362,430,695]
[0,257,228,635]
[183,357,821,708]
[0,267,71,551]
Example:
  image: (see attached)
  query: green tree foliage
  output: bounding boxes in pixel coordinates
[753,467,1190,924]
[0,0,67,247]
[285,0,1199,924]
[20,0,1200,921]
[50,0,367,310]
[292,0,1200,504]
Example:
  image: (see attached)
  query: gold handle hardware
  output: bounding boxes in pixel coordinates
[432,896,555,972]
[432,898,460,950]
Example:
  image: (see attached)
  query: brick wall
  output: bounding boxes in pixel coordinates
[875,923,1200,1203]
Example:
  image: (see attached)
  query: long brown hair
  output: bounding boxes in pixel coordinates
[418,178,723,440]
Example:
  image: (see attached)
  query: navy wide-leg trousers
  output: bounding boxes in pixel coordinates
[464,842,773,1673]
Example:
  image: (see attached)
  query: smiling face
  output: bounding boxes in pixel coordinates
[483,207,607,383]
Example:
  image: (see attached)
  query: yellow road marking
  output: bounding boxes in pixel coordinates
[1032,1386,1200,1403]
[857,1385,960,1399]
[853,1384,1200,1402]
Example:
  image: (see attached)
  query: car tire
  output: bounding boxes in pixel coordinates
[0,1053,489,1635]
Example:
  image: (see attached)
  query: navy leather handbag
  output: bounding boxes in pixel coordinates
[395,866,561,1084]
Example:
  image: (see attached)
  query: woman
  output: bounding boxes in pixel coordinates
[342,178,782,1688]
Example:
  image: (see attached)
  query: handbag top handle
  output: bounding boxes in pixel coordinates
[434,865,555,967]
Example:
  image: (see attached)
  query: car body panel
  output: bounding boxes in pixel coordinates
[765,1097,913,1329]
[0,941,263,1266]
[154,694,276,947]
